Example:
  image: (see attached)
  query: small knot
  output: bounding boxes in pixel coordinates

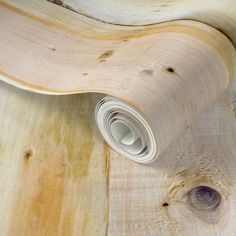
[162,202,169,207]
[24,149,33,161]
[166,67,175,73]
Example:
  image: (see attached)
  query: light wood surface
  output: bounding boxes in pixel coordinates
[0,0,235,95]
[0,0,235,162]
[49,0,236,47]
[0,81,108,236]
[1,81,236,235]
[1,0,236,235]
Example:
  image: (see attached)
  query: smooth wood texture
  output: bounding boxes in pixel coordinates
[0,0,235,95]
[4,0,236,49]
[0,1,235,162]
[50,0,236,47]
[0,1,236,235]
[0,81,108,236]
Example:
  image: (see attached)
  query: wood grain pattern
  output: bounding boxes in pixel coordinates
[108,82,236,235]
[0,1,235,163]
[0,0,236,235]
[0,81,108,236]
[48,0,236,48]
[1,80,236,236]
[0,0,235,94]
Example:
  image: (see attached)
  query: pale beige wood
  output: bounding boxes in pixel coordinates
[4,0,236,48]
[49,0,236,48]
[0,81,108,236]
[0,1,235,163]
[0,0,234,95]
[108,84,236,235]
[0,1,236,234]
[1,82,236,236]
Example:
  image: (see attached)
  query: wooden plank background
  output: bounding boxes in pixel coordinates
[1,80,236,235]
[0,81,108,236]
[1,1,236,235]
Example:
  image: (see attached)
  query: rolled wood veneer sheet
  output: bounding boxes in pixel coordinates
[0,0,236,163]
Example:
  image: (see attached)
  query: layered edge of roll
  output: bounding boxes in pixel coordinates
[95,96,157,164]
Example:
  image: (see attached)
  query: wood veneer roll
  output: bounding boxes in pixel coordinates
[0,0,235,163]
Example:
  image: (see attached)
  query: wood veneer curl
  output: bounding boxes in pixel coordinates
[0,0,235,163]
